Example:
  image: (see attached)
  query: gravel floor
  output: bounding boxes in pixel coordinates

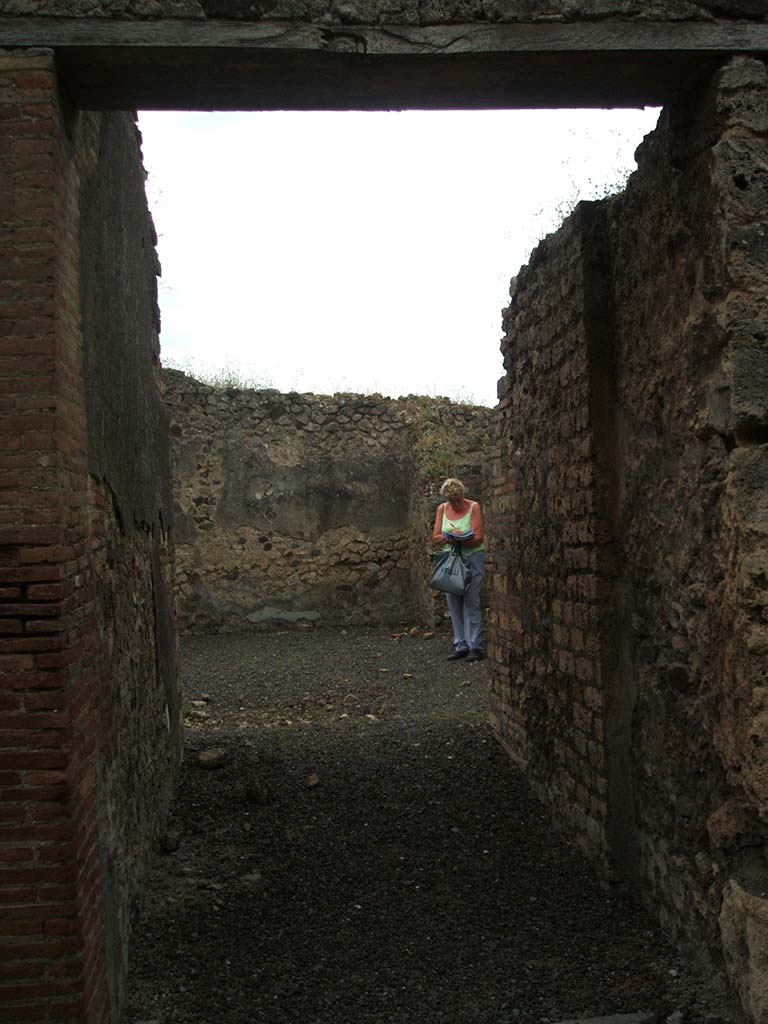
[124,625,743,1024]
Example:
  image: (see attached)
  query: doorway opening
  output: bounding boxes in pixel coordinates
[123,105,735,1024]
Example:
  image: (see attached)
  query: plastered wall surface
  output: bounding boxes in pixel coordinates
[0,57,180,1023]
[487,57,768,1022]
[164,369,493,633]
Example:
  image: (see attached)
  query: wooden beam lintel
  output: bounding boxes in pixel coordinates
[1,16,768,56]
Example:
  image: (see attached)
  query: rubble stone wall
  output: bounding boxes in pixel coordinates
[611,60,768,1024]
[163,371,493,633]
[0,55,179,1024]
[487,57,768,1022]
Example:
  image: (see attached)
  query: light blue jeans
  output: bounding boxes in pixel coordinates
[446,550,485,652]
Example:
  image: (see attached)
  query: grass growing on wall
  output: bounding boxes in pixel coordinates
[162,359,275,392]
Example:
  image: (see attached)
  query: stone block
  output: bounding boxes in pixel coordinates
[719,880,768,1024]
[707,798,765,851]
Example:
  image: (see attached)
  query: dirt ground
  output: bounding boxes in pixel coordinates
[124,624,743,1024]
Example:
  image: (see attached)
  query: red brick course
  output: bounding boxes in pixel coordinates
[0,50,108,1024]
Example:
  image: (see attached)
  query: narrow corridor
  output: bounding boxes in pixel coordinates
[125,627,737,1024]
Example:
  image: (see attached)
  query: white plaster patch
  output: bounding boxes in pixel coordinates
[246,606,321,624]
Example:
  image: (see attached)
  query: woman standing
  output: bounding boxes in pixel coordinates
[432,477,486,661]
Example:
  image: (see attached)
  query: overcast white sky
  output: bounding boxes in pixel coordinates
[138,107,660,407]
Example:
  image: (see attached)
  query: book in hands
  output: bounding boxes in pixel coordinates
[444,530,475,542]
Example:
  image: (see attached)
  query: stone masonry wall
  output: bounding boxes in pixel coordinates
[0,55,179,1024]
[609,60,768,1023]
[487,58,768,1022]
[163,370,493,634]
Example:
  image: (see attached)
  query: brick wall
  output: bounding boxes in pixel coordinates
[0,49,107,1023]
[487,207,613,873]
[0,54,179,1023]
[488,57,768,1021]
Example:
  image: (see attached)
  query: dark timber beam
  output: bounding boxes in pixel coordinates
[1,17,767,109]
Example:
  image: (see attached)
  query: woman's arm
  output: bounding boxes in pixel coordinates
[467,501,485,545]
[432,503,446,545]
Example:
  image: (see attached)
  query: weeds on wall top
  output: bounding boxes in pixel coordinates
[407,398,476,487]
[161,358,276,392]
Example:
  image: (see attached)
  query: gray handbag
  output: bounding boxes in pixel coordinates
[429,545,470,596]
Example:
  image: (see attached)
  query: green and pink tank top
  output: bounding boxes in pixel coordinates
[441,501,484,556]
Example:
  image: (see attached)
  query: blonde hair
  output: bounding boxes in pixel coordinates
[440,478,465,500]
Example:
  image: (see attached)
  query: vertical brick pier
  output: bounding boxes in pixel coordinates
[1,49,181,1024]
[0,49,109,1022]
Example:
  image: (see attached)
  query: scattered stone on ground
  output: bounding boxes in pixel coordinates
[196,747,227,769]
[125,626,744,1024]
